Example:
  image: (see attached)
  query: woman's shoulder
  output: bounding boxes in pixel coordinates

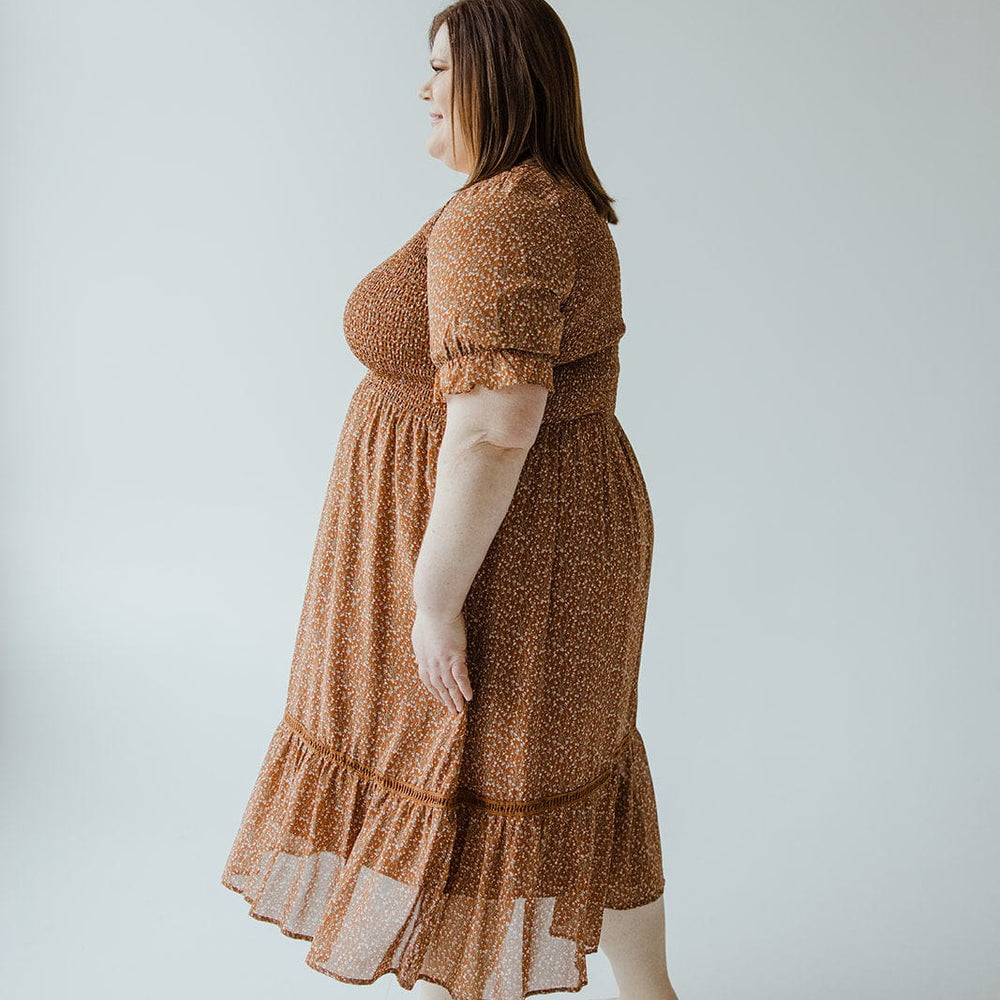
[431,159,577,247]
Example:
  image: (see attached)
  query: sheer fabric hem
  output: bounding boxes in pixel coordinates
[220,718,664,1000]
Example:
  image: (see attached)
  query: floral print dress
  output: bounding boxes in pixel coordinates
[221,157,665,1000]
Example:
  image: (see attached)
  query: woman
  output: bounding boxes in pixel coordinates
[221,2,678,999]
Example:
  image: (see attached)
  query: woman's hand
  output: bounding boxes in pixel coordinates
[411,606,473,713]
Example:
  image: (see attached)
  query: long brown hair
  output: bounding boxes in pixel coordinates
[428,0,619,224]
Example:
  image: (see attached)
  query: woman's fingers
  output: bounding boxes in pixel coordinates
[430,674,455,711]
[421,662,468,713]
[416,664,435,702]
[419,664,453,711]
[444,683,464,712]
[410,607,472,713]
[444,684,464,713]
[451,660,474,702]
[436,670,465,713]
[442,658,473,711]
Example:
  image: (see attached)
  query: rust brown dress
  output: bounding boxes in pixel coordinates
[220,157,665,1000]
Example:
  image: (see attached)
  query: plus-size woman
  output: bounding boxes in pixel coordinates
[221,3,678,1000]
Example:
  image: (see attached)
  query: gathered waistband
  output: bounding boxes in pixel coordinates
[358,345,620,425]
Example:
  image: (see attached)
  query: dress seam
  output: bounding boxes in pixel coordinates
[281,711,631,816]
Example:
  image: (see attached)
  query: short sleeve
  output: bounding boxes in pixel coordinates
[426,181,577,405]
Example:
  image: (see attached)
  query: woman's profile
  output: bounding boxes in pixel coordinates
[221,2,678,999]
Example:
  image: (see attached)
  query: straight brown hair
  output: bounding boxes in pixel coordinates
[428,0,619,224]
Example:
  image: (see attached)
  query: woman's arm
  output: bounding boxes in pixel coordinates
[410,381,548,711]
[414,380,547,616]
[416,181,574,711]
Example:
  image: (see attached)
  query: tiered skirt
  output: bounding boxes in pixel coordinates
[221,369,665,1000]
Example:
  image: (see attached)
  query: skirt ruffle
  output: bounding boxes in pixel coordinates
[220,713,665,1000]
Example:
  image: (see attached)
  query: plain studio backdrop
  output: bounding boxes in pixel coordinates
[1,1,997,998]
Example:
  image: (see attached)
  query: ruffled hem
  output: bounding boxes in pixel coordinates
[220,715,665,1000]
[432,348,555,406]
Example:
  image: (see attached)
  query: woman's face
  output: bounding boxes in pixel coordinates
[419,23,471,175]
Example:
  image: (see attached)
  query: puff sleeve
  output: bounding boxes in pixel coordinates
[426,183,577,405]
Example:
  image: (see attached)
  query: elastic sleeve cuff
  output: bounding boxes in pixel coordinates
[432,348,554,405]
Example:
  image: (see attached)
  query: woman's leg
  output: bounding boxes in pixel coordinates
[598,893,680,1000]
[417,892,680,1000]
[418,981,454,1000]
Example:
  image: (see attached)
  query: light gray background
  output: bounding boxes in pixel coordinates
[1,2,997,999]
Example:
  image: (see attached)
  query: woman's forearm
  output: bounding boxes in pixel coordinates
[413,430,530,619]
